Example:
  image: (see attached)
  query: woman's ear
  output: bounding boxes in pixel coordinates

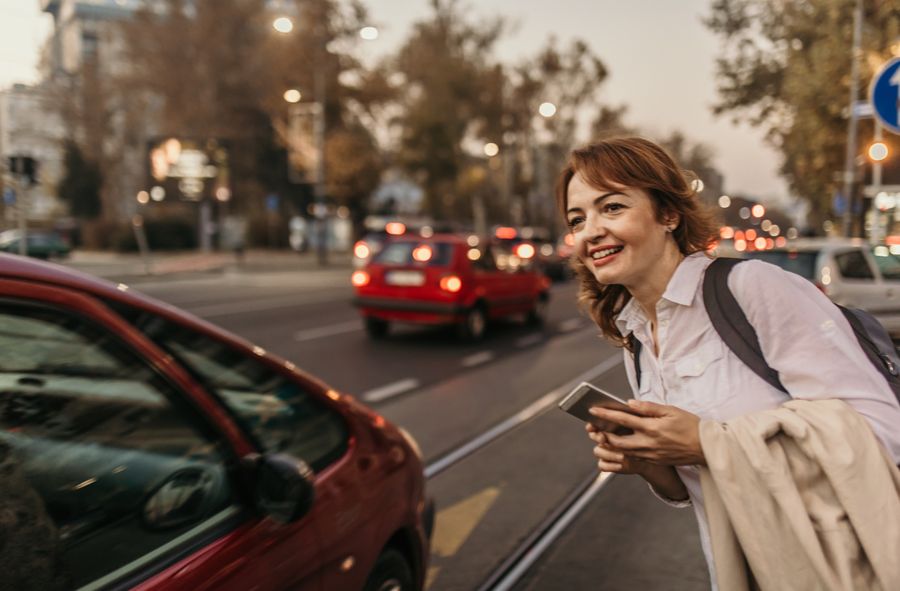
[662,212,681,232]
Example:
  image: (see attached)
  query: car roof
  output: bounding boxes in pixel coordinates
[754,238,871,253]
[0,254,293,370]
[385,233,469,245]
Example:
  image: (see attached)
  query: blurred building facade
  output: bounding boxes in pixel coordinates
[0,83,66,223]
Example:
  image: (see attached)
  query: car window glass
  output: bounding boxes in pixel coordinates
[742,250,819,280]
[834,250,875,280]
[871,246,900,280]
[0,301,236,590]
[373,241,454,267]
[116,309,348,473]
[471,246,497,271]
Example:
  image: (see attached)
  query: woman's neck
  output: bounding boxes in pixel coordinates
[628,245,685,325]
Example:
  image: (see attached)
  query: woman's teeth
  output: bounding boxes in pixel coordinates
[591,246,622,259]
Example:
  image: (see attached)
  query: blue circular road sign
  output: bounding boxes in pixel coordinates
[871,57,900,134]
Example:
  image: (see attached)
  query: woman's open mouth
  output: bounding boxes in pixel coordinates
[590,246,623,266]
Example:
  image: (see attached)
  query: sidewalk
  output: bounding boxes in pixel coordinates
[61,248,352,282]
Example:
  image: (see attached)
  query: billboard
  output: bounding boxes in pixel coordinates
[147,138,229,202]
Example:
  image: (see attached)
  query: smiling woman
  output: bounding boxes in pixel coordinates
[555,137,718,347]
[554,136,900,591]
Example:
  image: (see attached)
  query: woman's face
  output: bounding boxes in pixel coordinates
[564,172,675,290]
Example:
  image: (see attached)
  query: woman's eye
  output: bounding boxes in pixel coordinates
[603,202,625,213]
[567,216,585,228]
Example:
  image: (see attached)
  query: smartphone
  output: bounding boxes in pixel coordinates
[558,381,634,433]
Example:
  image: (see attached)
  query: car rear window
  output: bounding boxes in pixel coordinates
[373,241,455,267]
[872,246,900,280]
[743,250,819,280]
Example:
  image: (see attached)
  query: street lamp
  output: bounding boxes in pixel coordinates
[538,102,557,118]
[273,16,294,33]
[272,15,376,266]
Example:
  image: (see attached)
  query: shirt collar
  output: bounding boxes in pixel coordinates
[662,252,710,307]
[614,252,711,335]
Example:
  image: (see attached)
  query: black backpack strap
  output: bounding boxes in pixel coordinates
[628,332,642,392]
[703,258,788,394]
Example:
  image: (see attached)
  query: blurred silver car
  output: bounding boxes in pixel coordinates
[741,238,900,337]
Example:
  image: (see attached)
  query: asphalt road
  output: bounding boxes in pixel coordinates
[130,266,709,590]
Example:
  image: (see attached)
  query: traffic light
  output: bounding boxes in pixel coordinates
[7,156,39,186]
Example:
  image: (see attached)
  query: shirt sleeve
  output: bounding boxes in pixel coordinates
[728,260,900,463]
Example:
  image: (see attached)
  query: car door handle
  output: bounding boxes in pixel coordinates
[17,376,45,387]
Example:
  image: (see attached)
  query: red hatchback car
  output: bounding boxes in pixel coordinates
[0,254,432,591]
[352,234,551,340]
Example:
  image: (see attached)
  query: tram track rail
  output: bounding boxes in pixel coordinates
[422,353,624,589]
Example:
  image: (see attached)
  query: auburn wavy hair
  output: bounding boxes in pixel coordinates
[555,137,719,350]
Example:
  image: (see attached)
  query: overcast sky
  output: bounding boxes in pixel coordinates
[0,0,791,205]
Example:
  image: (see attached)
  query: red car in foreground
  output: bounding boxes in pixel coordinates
[0,254,432,591]
[352,234,551,340]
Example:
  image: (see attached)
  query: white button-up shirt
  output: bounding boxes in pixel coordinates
[615,252,900,586]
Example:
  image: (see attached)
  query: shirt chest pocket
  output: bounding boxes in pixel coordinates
[669,341,729,414]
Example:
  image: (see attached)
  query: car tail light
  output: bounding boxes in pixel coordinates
[351,270,370,287]
[439,275,462,293]
[515,243,535,259]
[495,226,517,240]
[385,222,406,236]
[354,241,370,259]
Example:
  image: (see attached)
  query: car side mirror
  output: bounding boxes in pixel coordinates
[252,453,316,524]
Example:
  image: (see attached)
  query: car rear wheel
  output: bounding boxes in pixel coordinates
[526,293,549,326]
[363,548,414,591]
[458,305,487,341]
[365,317,390,339]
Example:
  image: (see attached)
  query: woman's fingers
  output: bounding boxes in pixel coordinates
[593,445,624,462]
[589,407,646,431]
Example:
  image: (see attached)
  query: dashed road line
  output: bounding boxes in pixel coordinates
[362,378,421,403]
[558,318,585,333]
[515,333,544,348]
[461,351,495,368]
[294,320,361,342]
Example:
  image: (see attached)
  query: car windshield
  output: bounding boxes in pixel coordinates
[373,241,455,267]
[742,250,819,280]
[871,245,900,280]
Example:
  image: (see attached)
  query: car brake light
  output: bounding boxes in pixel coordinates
[515,243,535,259]
[495,226,517,240]
[351,270,370,287]
[354,241,370,259]
[439,275,462,293]
[385,222,406,236]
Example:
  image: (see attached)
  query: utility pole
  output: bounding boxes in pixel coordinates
[841,0,863,237]
[313,54,328,267]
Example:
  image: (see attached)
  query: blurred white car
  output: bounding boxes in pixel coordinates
[741,238,900,337]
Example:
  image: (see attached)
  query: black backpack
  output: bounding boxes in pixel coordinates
[629,257,900,404]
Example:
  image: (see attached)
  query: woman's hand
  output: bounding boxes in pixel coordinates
[586,424,654,475]
[589,399,705,466]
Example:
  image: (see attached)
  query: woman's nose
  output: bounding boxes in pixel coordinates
[583,215,607,240]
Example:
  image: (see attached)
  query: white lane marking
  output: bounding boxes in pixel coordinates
[294,320,361,342]
[515,333,543,348]
[188,290,347,318]
[362,378,420,403]
[461,351,495,368]
[490,472,615,591]
[425,353,623,479]
[558,317,585,333]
